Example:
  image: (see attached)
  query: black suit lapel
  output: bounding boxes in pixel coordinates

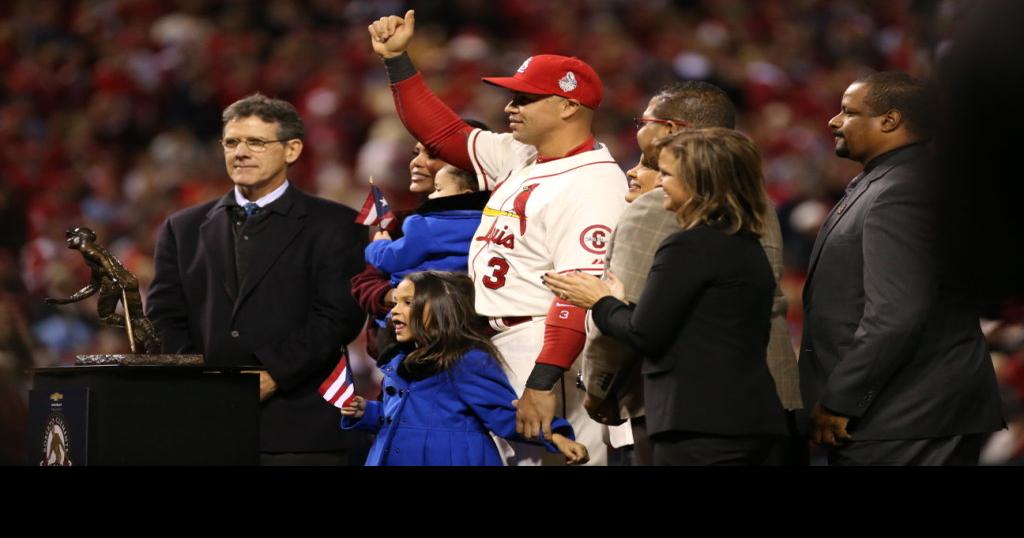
[804,163,902,288]
[805,201,842,283]
[806,177,865,281]
[233,190,307,319]
[805,145,928,287]
[199,193,239,303]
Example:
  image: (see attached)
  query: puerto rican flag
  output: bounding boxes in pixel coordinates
[355,182,394,229]
[319,352,357,409]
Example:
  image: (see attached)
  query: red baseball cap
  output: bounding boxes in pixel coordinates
[482,54,604,109]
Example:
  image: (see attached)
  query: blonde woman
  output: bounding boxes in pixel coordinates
[543,128,787,465]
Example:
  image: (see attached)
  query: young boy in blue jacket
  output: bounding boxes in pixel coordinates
[364,165,487,286]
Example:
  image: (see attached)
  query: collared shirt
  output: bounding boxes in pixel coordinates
[862,142,929,175]
[843,142,929,200]
[229,181,291,289]
[235,180,290,208]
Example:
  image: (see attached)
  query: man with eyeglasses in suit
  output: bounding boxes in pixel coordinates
[146,93,370,465]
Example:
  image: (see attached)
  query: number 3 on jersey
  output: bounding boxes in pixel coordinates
[482,257,510,289]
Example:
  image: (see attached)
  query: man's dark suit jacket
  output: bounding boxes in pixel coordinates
[592,225,787,438]
[146,186,368,453]
[799,143,1004,440]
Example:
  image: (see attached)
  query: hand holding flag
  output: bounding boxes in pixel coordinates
[339,396,366,418]
[355,177,395,230]
[319,351,357,409]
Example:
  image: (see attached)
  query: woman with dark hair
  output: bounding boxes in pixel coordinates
[543,128,787,465]
[350,119,490,360]
[341,271,589,466]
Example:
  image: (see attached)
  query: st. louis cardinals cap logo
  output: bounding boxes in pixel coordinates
[579,224,611,254]
[517,57,533,73]
[558,71,578,92]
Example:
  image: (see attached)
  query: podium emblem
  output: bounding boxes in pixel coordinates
[40,413,73,466]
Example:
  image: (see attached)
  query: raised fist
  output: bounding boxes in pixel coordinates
[368,9,416,59]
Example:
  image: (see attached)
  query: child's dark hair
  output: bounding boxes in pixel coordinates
[439,164,479,193]
[404,271,505,371]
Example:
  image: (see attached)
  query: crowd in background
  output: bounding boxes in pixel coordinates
[1,0,1020,464]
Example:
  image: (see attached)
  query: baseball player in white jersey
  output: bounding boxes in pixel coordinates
[369,10,626,465]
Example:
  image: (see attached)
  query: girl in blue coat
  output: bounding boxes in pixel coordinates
[340,271,589,466]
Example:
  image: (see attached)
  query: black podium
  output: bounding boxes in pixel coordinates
[28,365,259,465]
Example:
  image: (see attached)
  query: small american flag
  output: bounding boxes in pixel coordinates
[355,178,395,229]
[319,352,357,409]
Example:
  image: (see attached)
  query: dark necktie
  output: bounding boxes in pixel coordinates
[243,202,260,219]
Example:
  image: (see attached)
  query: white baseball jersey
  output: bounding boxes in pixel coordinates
[466,129,628,318]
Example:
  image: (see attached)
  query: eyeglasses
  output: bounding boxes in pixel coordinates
[634,117,691,130]
[220,137,288,152]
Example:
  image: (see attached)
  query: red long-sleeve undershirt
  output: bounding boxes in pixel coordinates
[391,73,475,171]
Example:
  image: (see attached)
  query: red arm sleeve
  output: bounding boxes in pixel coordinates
[534,298,587,369]
[391,73,475,171]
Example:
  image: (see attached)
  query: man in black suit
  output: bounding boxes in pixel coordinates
[800,72,1005,465]
[146,94,369,465]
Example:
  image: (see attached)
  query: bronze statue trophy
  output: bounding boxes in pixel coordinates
[45,227,201,366]
[27,228,259,466]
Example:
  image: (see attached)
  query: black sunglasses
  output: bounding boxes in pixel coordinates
[509,93,554,107]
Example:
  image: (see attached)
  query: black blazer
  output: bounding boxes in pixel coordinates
[146,186,368,452]
[593,225,787,438]
[799,144,1004,440]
